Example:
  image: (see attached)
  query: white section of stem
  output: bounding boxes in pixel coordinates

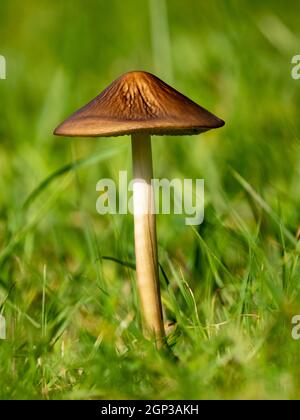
[131,133,165,345]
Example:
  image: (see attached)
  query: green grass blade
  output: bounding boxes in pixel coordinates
[23,145,126,210]
[230,168,297,247]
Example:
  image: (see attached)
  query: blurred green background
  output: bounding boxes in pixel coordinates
[1,0,300,399]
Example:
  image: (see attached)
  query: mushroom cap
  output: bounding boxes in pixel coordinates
[54,71,224,137]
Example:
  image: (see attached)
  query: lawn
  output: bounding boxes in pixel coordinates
[1,0,300,400]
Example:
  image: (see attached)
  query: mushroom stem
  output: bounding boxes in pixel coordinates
[131,133,165,345]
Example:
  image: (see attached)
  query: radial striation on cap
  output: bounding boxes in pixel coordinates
[54,71,225,137]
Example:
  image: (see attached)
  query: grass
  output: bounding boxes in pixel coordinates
[1,0,300,399]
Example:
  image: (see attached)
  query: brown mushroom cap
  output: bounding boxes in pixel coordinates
[54,71,224,137]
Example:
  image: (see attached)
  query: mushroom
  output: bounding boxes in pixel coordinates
[54,71,224,346]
